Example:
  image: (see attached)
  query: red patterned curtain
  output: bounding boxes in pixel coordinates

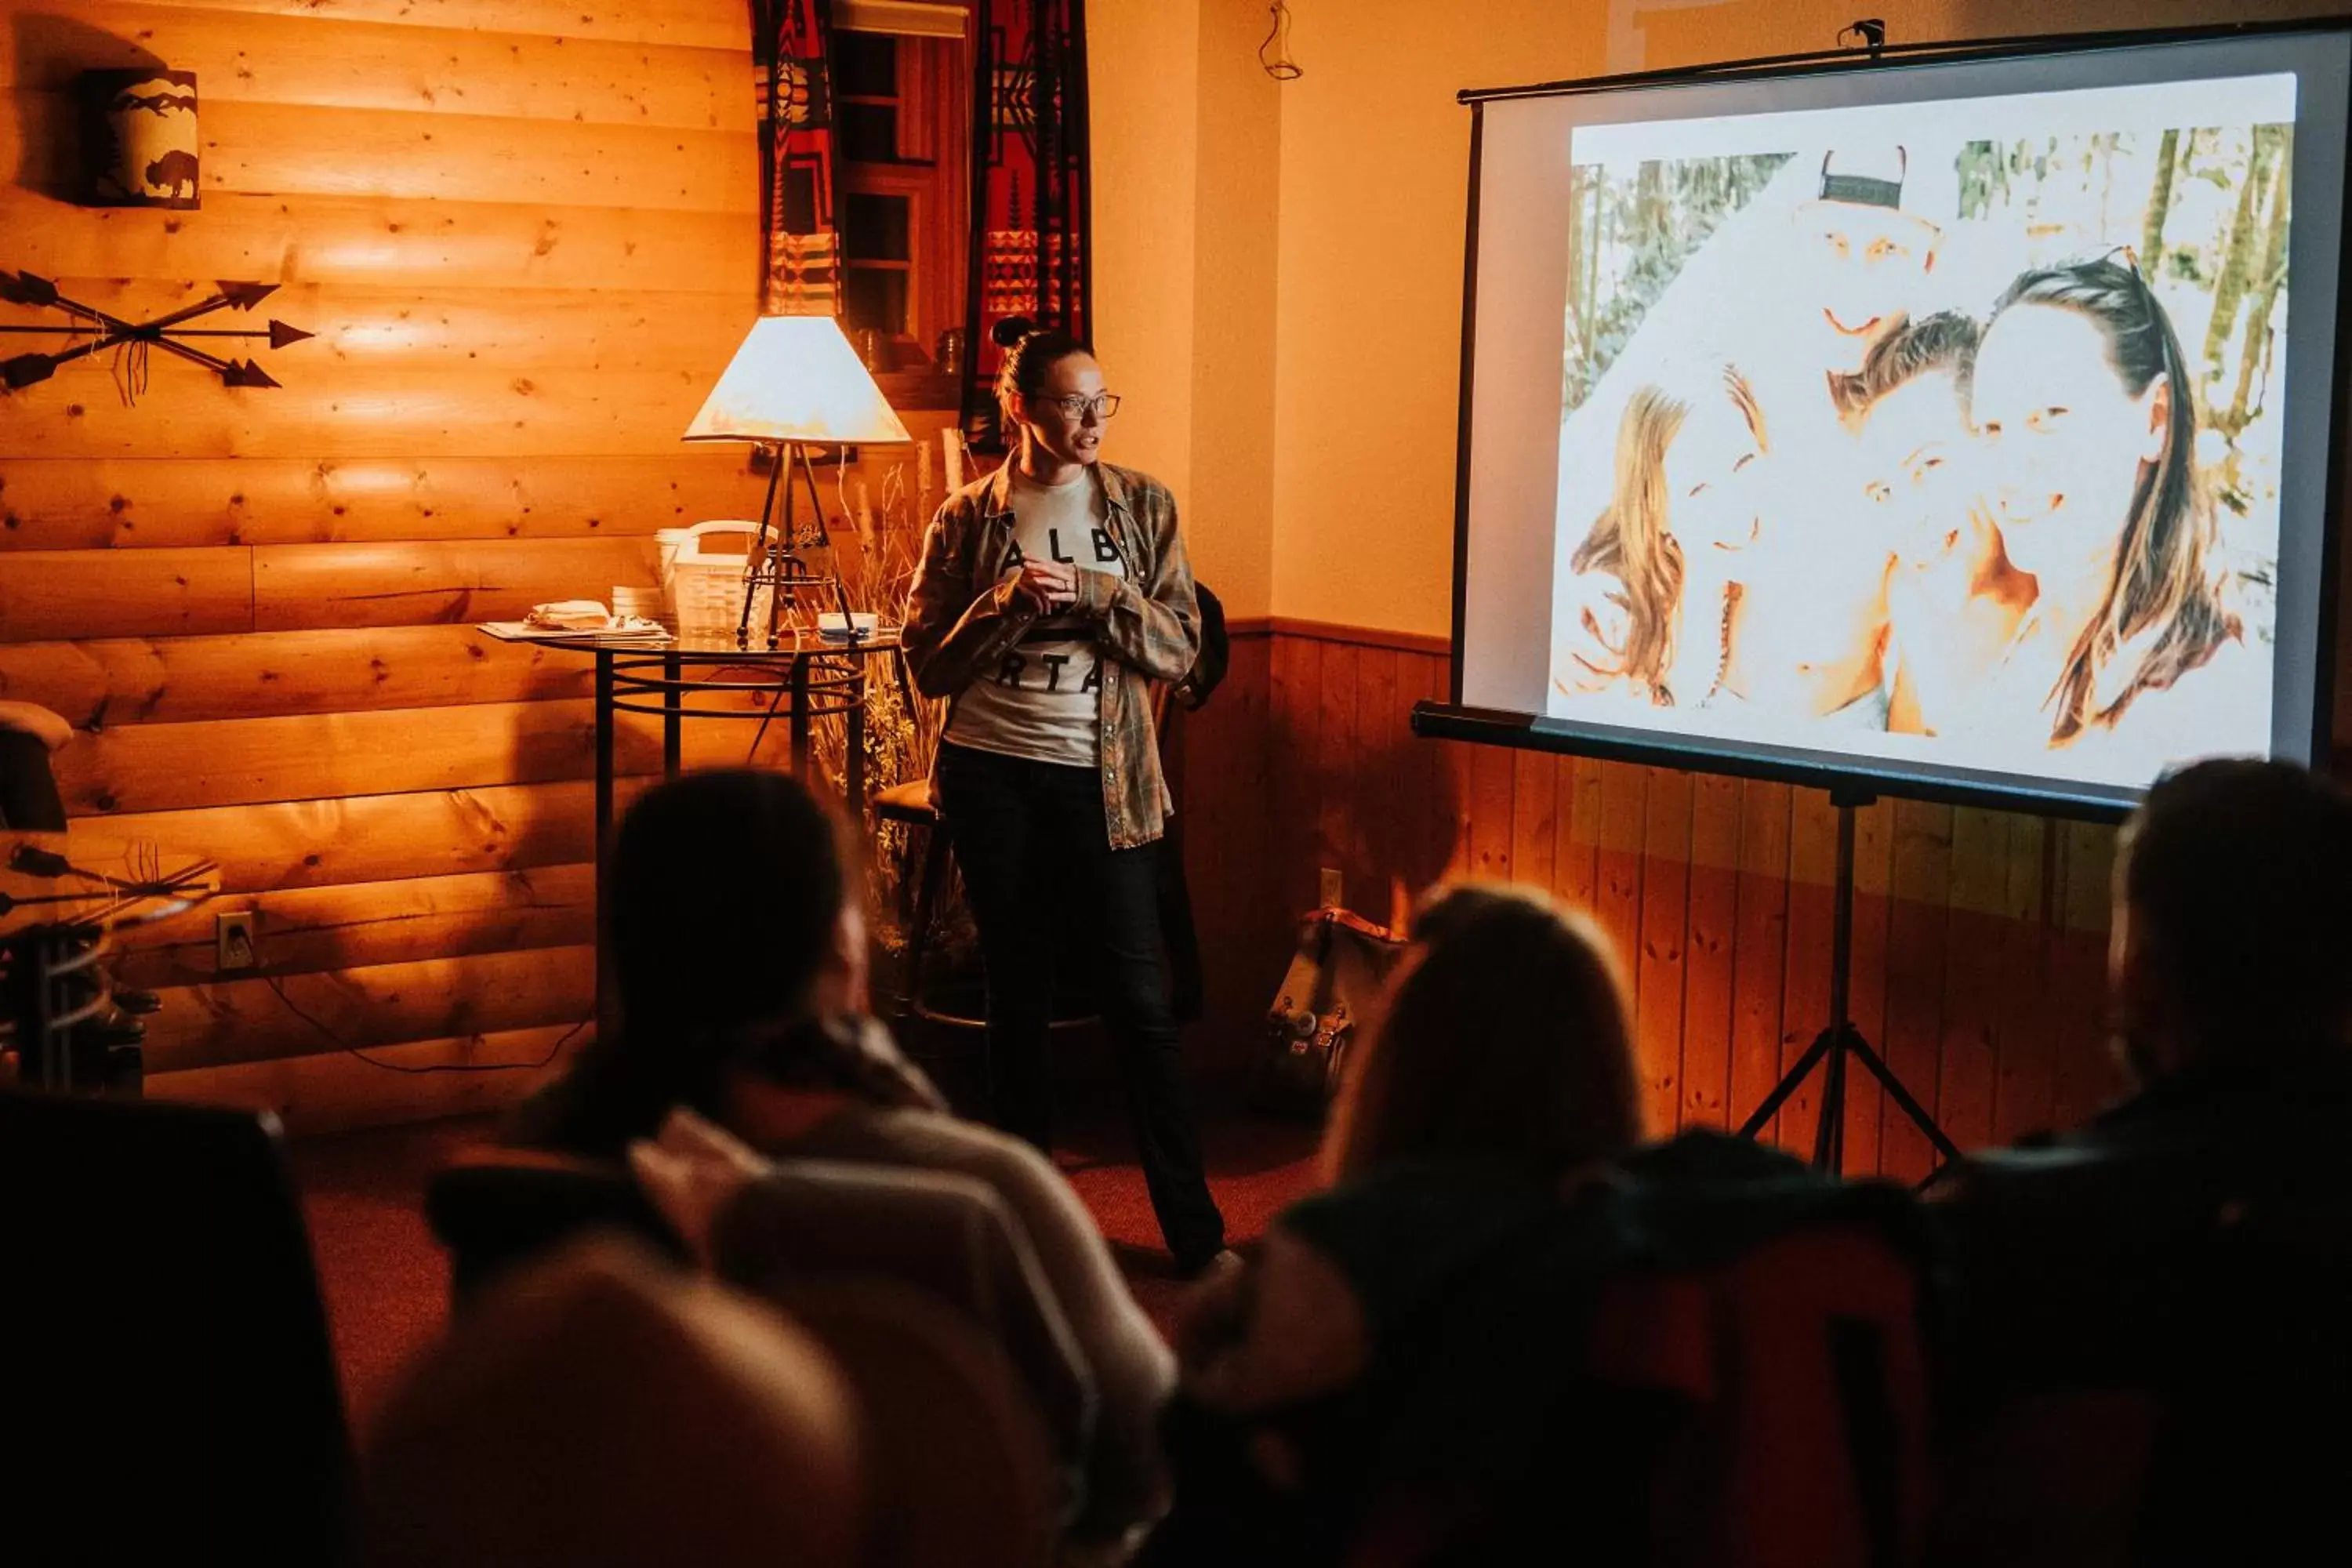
[961,0,1092,450]
[755,0,843,316]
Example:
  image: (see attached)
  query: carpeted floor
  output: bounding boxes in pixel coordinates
[288,1109,1322,1429]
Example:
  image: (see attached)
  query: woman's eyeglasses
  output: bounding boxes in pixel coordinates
[1038,392,1123,420]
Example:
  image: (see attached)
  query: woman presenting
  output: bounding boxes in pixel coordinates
[903,317,1228,1276]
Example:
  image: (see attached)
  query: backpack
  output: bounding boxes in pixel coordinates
[1254,908,1406,1115]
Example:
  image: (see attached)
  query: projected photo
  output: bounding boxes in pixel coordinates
[1548,76,2297,789]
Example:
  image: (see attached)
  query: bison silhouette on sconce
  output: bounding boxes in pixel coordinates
[87,70,200,210]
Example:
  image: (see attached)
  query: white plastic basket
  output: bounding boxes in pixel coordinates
[669,520,769,642]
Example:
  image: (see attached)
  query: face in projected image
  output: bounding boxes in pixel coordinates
[1791,151,1943,380]
[1662,378,1767,554]
[1799,209,1936,376]
[1860,368,1976,571]
[1568,363,1769,703]
[1963,257,2245,750]
[1971,299,2169,584]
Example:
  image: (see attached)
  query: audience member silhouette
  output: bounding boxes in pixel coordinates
[364,1236,1061,1568]
[1938,758,2352,1567]
[1152,882,1651,1563]
[363,1239,867,1568]
[508,768,1174,1550]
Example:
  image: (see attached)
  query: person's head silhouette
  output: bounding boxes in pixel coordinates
[2112,758,2352,1084]
[612,768,864,1036]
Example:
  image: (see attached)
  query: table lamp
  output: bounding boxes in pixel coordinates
[684,314,913,648]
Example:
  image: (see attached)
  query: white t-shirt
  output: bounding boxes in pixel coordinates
[945,468,1125,769]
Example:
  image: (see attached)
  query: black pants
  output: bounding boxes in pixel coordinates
[935,742,1225,1268]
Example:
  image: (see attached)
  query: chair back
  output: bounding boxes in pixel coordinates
[362,1237,865,1568]
[0,1091,353,1564]
[778,1279,1060,1568]
[1937,1131,2352,1566]
[707,1155,1095,1490]
[425,1149,686,1304]
[0,722,67,830]
[1589,1217,1933,1568]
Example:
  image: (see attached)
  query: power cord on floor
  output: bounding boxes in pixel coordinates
[261,973,590,1074]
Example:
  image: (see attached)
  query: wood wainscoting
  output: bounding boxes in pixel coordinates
[1174,618,2126,1184]
[0,0,948,1132]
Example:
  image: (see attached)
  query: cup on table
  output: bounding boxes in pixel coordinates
[611,586,663,627]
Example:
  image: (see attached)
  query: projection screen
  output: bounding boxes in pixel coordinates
[1436,24,2352,817]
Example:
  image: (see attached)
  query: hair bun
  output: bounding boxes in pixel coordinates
[991,315,1038,350]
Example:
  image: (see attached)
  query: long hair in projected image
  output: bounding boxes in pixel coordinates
[1570,363,1770,708]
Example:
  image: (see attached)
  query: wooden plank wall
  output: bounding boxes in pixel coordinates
[1178,621,2124,1181]
[0,0,945,1131]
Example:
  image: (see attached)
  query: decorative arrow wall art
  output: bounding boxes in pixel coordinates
[0,271,314,401]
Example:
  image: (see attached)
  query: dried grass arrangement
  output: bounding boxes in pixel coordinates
[806,430,978,955]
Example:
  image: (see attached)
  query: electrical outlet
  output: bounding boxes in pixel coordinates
[216,912,257,972]
[1318,867,1343,909]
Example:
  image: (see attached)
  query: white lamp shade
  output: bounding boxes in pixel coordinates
[683,314,913,445]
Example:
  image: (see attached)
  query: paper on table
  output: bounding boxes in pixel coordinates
[477,620,673,644]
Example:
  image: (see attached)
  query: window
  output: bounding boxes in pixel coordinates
[834,21,970,410]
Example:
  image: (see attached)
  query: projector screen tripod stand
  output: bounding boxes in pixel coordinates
[1736,785,1962,1177]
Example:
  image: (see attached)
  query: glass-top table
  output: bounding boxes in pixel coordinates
[477,626,906,1044]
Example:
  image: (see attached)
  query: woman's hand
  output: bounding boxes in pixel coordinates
[1011,559,1078,614]
[626,1107,775,1265]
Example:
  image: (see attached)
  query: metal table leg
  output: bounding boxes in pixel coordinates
[662,650,683,780]
[789,653,812,779]
[846,658,867,811]
[594,648,616,1045]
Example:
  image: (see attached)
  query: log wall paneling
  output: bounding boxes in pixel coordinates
[71,779,631,897]
[1189,623,2125,1178]
[0,549,257,642]
[49,696,762,815]
[0,368,724,460]
[0,451,818,551]
[0,191,760,295]
[146,0,753,50]
[250,539,659,630]
[0,4,753,131]
[0,98,757,212]
[140,944,598,1073]
[147,1025,583,1137]
[0,0,864,1133]
[110,863,597,989]
[0,626,601,726]
[0,283,759,374]
[56,690,821,818]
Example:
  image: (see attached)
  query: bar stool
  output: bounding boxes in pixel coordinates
[877,777,976,1029]
[877,779,1101,1033]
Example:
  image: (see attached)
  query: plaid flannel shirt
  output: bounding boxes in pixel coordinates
[902,459,1200,850]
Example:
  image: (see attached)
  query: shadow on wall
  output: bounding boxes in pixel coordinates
[9,15,164,201]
